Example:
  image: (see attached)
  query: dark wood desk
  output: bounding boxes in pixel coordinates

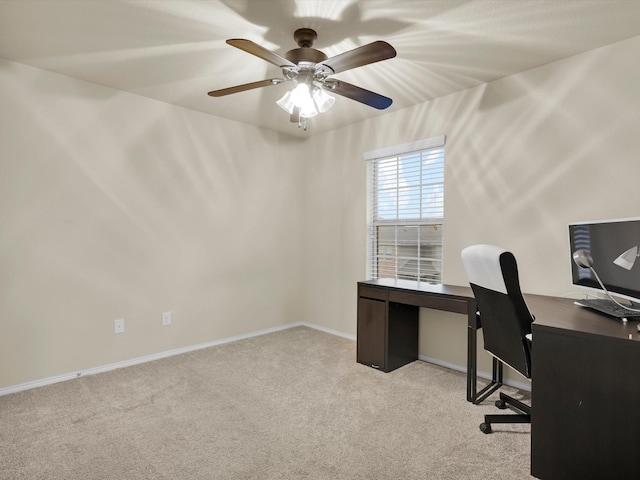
[358,280,640,479]
[357,279,492,404]
[529,295,640,479]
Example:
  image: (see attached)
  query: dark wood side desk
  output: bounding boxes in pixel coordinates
[529,295,640,480]
[357,279,493,404]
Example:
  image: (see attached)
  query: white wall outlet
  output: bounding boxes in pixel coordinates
[114,318,125,334]
[161,311,172,326]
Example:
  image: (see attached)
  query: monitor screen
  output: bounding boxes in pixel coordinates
[569,218,640,302]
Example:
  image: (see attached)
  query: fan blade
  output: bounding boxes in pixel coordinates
[330,80,393,110]
[318,41,396,74]
[208,78,282,97]
[227,39,297,69]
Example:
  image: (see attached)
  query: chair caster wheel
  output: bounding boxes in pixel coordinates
[480,422,492,434]
[495,399,507,409]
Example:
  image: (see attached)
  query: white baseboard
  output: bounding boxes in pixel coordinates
[419,354,531,392]
[0,322,313,397]
[302,322,356,341]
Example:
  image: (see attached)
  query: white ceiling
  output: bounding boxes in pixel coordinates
[2,0,640,138]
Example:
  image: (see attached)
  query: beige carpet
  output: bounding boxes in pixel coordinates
[0,326,533,479]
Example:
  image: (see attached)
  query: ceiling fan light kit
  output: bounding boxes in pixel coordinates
[277,83,321,118]
[208,28,396,130]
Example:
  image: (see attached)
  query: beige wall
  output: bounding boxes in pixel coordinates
[3,34,640,389]
[302,35,640,377]
[0,60,306,388]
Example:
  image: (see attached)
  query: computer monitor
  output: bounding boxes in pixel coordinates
[569,217,640,303]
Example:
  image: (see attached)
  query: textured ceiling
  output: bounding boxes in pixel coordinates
[2,0,640,137]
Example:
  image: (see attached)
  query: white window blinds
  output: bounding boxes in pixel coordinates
[365,136,445,282]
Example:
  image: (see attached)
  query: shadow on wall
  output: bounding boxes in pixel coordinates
[477,76,530,112]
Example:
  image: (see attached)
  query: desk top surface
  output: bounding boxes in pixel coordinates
[358,278,473,300]
[526,294,640,343]
[360,278,640,344]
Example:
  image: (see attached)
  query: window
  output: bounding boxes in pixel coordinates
[365,136,445,282]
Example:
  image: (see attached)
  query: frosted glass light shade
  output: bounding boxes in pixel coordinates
[299,102,318,118]
[291,84,317,118]
[290,83,310,105]
[276,90,295,114]
[312,88,335,113]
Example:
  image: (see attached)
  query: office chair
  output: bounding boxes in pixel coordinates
[461,244,533,434]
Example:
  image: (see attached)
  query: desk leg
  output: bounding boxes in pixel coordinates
[467,303,478,403]
[467,320,476,402]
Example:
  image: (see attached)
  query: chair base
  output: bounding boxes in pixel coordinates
[480,392,531,434]
[474,357,503,404]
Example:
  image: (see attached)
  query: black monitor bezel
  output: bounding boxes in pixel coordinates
[569,217,640,303]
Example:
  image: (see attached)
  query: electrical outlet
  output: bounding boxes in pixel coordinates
[161,311,171,326]
[114,319,125,334]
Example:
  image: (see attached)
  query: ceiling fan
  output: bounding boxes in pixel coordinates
[207,28,396,128]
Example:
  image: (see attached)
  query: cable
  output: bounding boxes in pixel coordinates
[573,249,640,313]
[587,265,640,313]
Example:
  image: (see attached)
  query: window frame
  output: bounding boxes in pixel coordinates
[364,136,446,282]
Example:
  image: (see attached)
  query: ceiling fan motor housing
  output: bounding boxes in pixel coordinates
[293,28,317,48]
[285,28,328,65]
[284,47,328,64]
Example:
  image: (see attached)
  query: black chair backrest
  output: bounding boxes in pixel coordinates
[461,244,534,378]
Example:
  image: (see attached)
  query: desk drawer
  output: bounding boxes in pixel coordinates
[358,285,388,301]
[388,290,468,314]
